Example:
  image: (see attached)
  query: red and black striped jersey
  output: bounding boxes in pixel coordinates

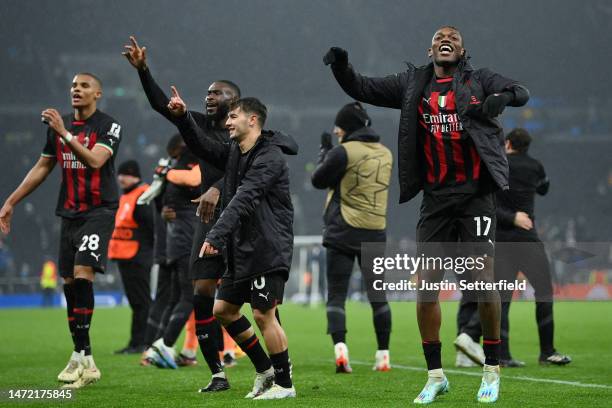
[418,77,482,193]
[41,110,121,219]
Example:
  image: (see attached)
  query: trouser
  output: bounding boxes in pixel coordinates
[325,247,391,348]
[458,239,555,357]
[161,256,194,346]
[118,260,152,347]
[144,262,172,347]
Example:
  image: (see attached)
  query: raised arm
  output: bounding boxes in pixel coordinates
[166,86,230,169]
[324,47,406,109]
[0,156,56,234]
[311,135,348,189]
[123,35,177,123]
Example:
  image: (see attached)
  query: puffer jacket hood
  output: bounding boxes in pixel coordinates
[261,129,299,156]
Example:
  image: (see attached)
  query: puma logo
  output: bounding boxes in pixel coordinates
[90,252,101,261]
[258,292,270,302]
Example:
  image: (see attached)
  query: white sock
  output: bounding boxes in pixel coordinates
[212,371,226,379]
[153,338,165,348]
[483,364,500,373]
[70,351,82,361]
[428,368,445,380]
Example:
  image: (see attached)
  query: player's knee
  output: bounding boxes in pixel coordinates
[252,308,274,330]
[73,265,95,281]
[213,302,235,325]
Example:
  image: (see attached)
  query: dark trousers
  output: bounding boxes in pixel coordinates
[326,247,391,348]
[118,260,152,348]
[144,262,172,347]
[161,256,194,346]
[41,288,55,307]
[458,238,555,357]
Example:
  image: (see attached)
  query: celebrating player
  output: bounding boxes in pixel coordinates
[168,92,298,400]
[324,25,530,403]
[0,73,122,388]
[123,35,240,391]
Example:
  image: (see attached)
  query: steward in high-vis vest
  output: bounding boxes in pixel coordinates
[311,101,393,374]
[40,259,58,307]
[109,160,154,354]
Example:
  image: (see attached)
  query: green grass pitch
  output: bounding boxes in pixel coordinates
[1,301,611,407]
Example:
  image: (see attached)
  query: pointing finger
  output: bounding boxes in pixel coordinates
[130,36,140,49]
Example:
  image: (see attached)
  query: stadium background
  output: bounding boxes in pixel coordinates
[0,2,610,301]
[1,2,611,407]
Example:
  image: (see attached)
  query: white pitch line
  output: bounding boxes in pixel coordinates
[350,360,612,390]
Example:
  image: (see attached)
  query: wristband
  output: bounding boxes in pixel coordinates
[61,132,74,143]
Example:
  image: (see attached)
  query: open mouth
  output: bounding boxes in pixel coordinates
[439,44,454,56]
[72,94,82,102]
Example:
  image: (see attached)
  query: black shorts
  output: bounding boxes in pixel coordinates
[216,272,285,312]
[417,191,496,257]
[190,220,225,280]
[58,212,115,278]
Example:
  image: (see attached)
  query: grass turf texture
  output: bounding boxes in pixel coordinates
[0,301,611,407]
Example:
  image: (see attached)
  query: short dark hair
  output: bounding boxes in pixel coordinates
[216,80,241,97]
[435,25,464,47]
[166,133,184,153]
[76,72,102,89]
[506,128,532,153]
[230,97,267,127]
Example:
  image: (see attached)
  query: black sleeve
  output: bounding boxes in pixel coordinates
[137,67,177,124]
[134,201,155,236]
[94,119,122,156]
[205,150,284,249]
[496,205,516,228]
[179,112,213,161]
[479,68,530,107]
[311,145,348,189]
[495,191,516,228]
[211,177,224,192]
[331,63,406,109]
[535,161,550,195]
[174,112,230,170]
[41,127,56,158]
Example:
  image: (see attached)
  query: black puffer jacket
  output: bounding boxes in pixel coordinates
[330,58,530,203]
[177,113,298,282]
